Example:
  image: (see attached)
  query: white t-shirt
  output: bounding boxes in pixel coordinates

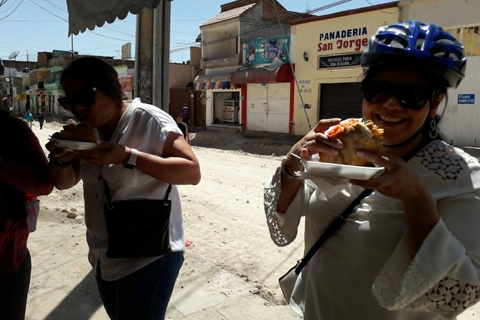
[81,98,185,281]
[265,140,480,319]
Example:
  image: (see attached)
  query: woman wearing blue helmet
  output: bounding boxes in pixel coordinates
[264,21,480,319]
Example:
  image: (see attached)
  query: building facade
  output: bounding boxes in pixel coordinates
[194,0,306,132]
[399,0,480,146]
[290,2,399,135]
[291,0,480,148]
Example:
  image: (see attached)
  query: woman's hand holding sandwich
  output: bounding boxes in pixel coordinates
[349,150,429,202]
[284,118,343,174]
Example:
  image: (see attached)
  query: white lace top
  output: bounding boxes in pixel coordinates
[264,140,480,320]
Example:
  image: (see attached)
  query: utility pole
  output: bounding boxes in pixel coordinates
[134,1,171,111]
[71,35,74,61]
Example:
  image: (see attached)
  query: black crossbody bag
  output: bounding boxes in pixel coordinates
[103,180,172,258]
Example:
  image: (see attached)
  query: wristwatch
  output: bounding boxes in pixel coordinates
[124,148,138,169]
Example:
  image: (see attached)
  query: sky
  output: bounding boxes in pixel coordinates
[0,0,395,64]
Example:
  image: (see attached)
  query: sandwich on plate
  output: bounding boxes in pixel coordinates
[321,118,383,166]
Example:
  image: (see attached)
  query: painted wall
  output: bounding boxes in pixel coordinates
[292,8,400,135]
[201,20,239,61]
[169,63,192,88]
[438,56,480,146]
[240,2,290,44]
[399,0,480,27]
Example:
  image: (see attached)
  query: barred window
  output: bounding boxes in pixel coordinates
[445,24,480,57]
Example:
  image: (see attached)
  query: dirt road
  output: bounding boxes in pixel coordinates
[25,121,479,320]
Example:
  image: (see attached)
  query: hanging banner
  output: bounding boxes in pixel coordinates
[246,37,290,65]
[52,50,73,58]
[319,53,362,68]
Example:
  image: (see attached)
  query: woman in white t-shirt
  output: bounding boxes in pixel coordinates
[47,57,200,320]
[265,21,480,319]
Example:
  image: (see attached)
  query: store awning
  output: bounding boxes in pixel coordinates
[66,0,171,36]
[231,62,292,84]
[193,73,239,91]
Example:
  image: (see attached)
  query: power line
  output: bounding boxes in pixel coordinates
[172,30,199,35]
[39,0,65,11]
[28,0,133,42]
[0,19,64,22]
[102,25,135,38]
[85,30,131,42]
[271,0,312,130]
[28,0,67,22]
[200,0,354,48]
[363,0,397,14]
[33,0,135,39]
[0,0,18,14]
[0,0,24,21]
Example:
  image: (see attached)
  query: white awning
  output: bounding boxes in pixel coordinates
[193,73,239,91]
[67,0,168,36]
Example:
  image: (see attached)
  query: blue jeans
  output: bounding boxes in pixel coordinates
[0,250,31,320]
[96,251,184,320]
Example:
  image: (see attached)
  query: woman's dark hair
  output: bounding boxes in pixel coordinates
[60,57,123,107]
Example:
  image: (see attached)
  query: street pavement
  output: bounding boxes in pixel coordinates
[24,121,480,320]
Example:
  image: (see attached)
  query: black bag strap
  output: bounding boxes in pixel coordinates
[293,138,433,275]
[294,188,372,274]
[102,178,172,206]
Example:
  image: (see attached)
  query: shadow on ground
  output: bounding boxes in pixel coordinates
[43,270,104,320]
[191,130,302,156]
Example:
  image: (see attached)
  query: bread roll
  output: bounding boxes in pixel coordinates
[53,123,98,142]
[320,119,383,166]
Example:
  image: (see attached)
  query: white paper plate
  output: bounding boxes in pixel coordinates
[301,160,385,180]
[50,138,97,151]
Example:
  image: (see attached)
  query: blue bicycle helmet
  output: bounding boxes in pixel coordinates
[361,20,466,88]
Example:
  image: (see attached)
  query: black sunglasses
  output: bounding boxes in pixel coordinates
[58,87,97,111]
[362,80,436,110]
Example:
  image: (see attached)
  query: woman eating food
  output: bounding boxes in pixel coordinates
[47,57,200,320]
[264,20,480,319]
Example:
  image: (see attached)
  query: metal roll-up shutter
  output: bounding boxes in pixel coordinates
[319,82,363,121]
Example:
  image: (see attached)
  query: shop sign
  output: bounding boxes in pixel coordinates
[319,53,362,68]
[52,50,72,58]
[318,27,368,52]
[299,79,312,94]
[246,37,290,65]
[119,76,134,91]
[458,94,475,104]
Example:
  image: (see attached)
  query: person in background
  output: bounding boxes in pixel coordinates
[36,109,44,130]
[265,20,480,319]
[0,96,54,319]
[47,57,201,320]
[181,103,190,125]
[24,110,33,128]
[175,114,190,144]
[2,98,10,113]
